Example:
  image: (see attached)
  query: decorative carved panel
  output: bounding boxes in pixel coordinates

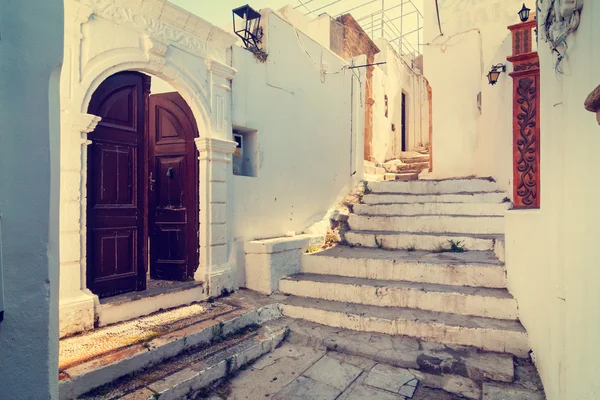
[508,21,541,209]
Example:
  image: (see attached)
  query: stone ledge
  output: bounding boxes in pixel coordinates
[245,233,323,254]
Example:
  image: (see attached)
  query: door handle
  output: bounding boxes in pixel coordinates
[149,172,156,191]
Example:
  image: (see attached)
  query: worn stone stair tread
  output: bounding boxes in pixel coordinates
[353,202,507,216]
[302,246,507,289]
[362,192,507,205]
[306,246,504,266]
[78,324,288,400]
[280,273,518,320]
[282,273,513,299]
[348,230,504,240]
[281,295,526,333]
[348,214,504,235]
[351,213,504,218]
[269,317,517,384]
[368,180,500,196]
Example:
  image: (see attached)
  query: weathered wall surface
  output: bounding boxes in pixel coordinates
[0,0,63,398]
[423,0,535,177]
[505,3,600,400]
[231,10,364,244]
[474,36,513,193]
[372,39,430,163]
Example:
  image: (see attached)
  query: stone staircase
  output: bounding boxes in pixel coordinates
[277,178,528,356]
[364,152,430,182]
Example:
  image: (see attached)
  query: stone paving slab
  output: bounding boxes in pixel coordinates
[272,376,340,400]
[364,364,418,398]
[302,354,362,390]
[344,384,407,400]
[211,342,327,400]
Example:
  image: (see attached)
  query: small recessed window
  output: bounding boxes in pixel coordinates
[232,127,258,177]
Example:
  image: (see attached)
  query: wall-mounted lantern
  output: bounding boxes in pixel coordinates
[232,4,262,49]
[487,64,506,85]
[518,3,531,22]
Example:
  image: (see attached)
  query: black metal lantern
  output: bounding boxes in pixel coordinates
[487,64,506,85]
[518,3,531,22]
[233,5,262,49]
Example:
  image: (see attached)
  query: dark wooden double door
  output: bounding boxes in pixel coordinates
[87,72,199,298]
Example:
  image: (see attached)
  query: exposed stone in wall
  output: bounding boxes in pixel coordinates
[331,14,380,161]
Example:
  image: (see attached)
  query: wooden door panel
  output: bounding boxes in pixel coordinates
[90,143,136,207]
[156,156,186,209]
[149,92,199,282]
[93,86,139,131]
[92,228,137,278]
[156,107,186,144]
[87,71,150,298]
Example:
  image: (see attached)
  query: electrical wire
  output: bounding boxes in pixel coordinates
[423,28,484,79]
[434,0,443,36]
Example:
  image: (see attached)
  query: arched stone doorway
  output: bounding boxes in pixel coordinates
[58,0,238,337]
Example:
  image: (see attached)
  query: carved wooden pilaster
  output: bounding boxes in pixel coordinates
[508,21,541,209]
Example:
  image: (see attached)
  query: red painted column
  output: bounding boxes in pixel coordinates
[507,20,540,209]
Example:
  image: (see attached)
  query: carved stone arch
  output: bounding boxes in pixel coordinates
[78,51,212,138]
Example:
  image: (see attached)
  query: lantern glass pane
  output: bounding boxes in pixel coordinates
[234,15,246,33]
[489,71,500,84]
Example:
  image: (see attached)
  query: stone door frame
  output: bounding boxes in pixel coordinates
[59,0,239,337]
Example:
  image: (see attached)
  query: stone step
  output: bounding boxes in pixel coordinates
[362,191,508,204]
[368,178,498,195]
[58,291,281,399]
[364,164,386,175]
[280,296,529,356]
[78,324,288,400]
[96,281,205,327]
[348,214,504,235]
[382,161,429,173]
[302,246,506,288]
[383,172,419,181]
[269,317,517,385]
[400,154,430,164]
[344,231,504,253]
[280,273,518,320]
[353,202,507,216]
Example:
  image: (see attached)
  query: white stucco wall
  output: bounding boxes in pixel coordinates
[231,10,364,243]
[372,39,430,163]
[0,0,63,398]
[474,36,513,193]
[504,4,600,400]
[276,5,331,48]
[423,0,535,177]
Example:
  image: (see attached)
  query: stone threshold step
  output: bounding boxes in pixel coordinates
[368,179,499,195]
[59,290,282,399]
[280,295,529,356]
[302,246,506,288]
[269,317,519,386]
[279,273,518,320]
[353,202,507,217]
[78,323,288,400]
[348,214,504,235]
[96,281,206,327]
[362,191,508,205]
[345,230,505,253]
